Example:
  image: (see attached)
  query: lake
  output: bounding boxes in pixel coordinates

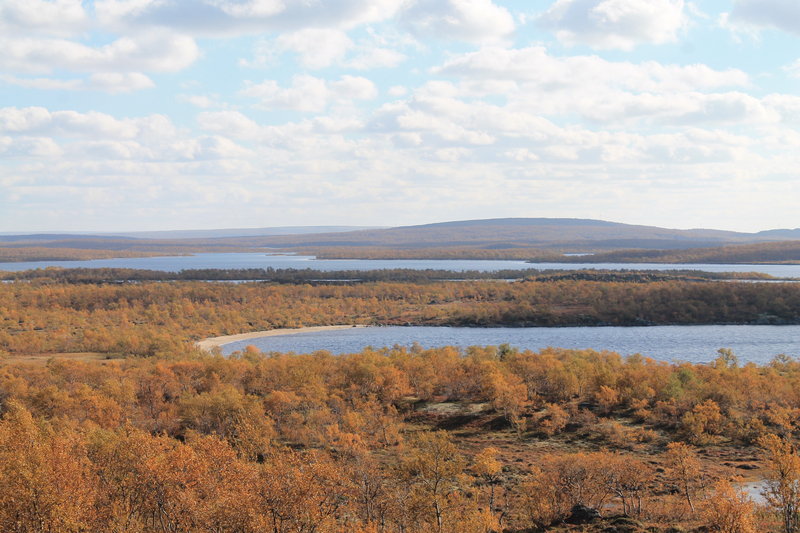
[221,324,800,365]
[2,252,800,277]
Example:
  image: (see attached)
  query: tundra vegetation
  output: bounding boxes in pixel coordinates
[1,272,800,531]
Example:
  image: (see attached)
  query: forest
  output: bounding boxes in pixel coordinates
[307,241,800,264]
[1,266,775,283]
[3,273,800,531]
[3,276,800,355]
[572,241,800,265]
[0,247,162,262]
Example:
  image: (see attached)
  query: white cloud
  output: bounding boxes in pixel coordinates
[346,47,407,70]
[76,140,143,160]
[0,107,177,140]
[242,27,407,71]
[0,0,88,37]
[1,72,155,93]
[240,76,329,112]
[763,94,800,124]
[180,95,216,109]
[63,135,252,162]
[667,92,779,126]
[4,97,800,232]
[0,108,260,233]
[95,0,406,36]
[729,0,800,36]
[240,75,377,112]
[0,33,198,74]
[505,148,540,162]
[389,85,409,96]
[331,75,379,100]
[169,136,253,160]
[312,115,364,133]
[538,0,687,50]
[89,72,156,92]
[1,76,83,91]
[276,29,353,69]
[210,0,285,18]
[369,96,499,146]
[435,46,748,94]
[425,47,766,127]
[4,2,800,232]
[197,111,261,138]
[433,147,469,161]
[0,107,52,133]
[784,59,800,78]
[238,38,277,69]
[0,136,63,157]
[400,0,515,44]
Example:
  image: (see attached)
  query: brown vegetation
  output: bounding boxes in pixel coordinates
[0,247,163,262]
[584,241,800,265]
[306,240,800,264]
[2,276,800,530]
[0,344,799,531]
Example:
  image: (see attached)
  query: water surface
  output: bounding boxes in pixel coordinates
[222,324,800,365]
[2,252,800,277]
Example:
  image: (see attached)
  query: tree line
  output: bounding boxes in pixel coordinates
[1,266,770,283]
[2,278,800,355]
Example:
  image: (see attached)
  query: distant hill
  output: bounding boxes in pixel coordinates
[114,226,383,239]
[755,228,800,239]
[0,234,137,243]
[4,219,800,260]
[222,218,791,250]
[0,226,380,241]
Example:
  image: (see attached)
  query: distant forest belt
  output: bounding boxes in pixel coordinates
[0,247,165,262]
[307,240,800,263]
[3,279,800,356]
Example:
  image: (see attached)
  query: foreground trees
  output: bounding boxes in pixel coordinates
[0,402,97,532]
[1,345,799,530]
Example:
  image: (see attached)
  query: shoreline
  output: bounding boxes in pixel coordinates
[196,324,365,352]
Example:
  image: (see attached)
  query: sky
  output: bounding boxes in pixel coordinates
[1,0,800,233]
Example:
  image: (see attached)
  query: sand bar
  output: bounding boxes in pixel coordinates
[196,324,365,352]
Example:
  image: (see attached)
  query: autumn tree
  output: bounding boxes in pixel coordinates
[664,441,705,514]
[345,452,392,529]
[595,385,620,415]
[759,433,800,533]
[604,453,652,517]
[397,431,467,532]
[515,451,615,528]
[0,401,98,532]
[483,371,528,436]
[254,448,349,533]
[701,478,758,533]
[516,466,565,529]
[472,446,504,522]
[534,403,570,437]
[681,399,725,445]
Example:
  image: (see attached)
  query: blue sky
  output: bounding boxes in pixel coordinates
[1,0,799,232]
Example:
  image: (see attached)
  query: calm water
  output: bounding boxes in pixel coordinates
[221,325,800,365]
[0,253,533,272]
[2,252,800,277]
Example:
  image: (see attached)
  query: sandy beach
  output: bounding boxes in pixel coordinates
[195,324,365,352]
